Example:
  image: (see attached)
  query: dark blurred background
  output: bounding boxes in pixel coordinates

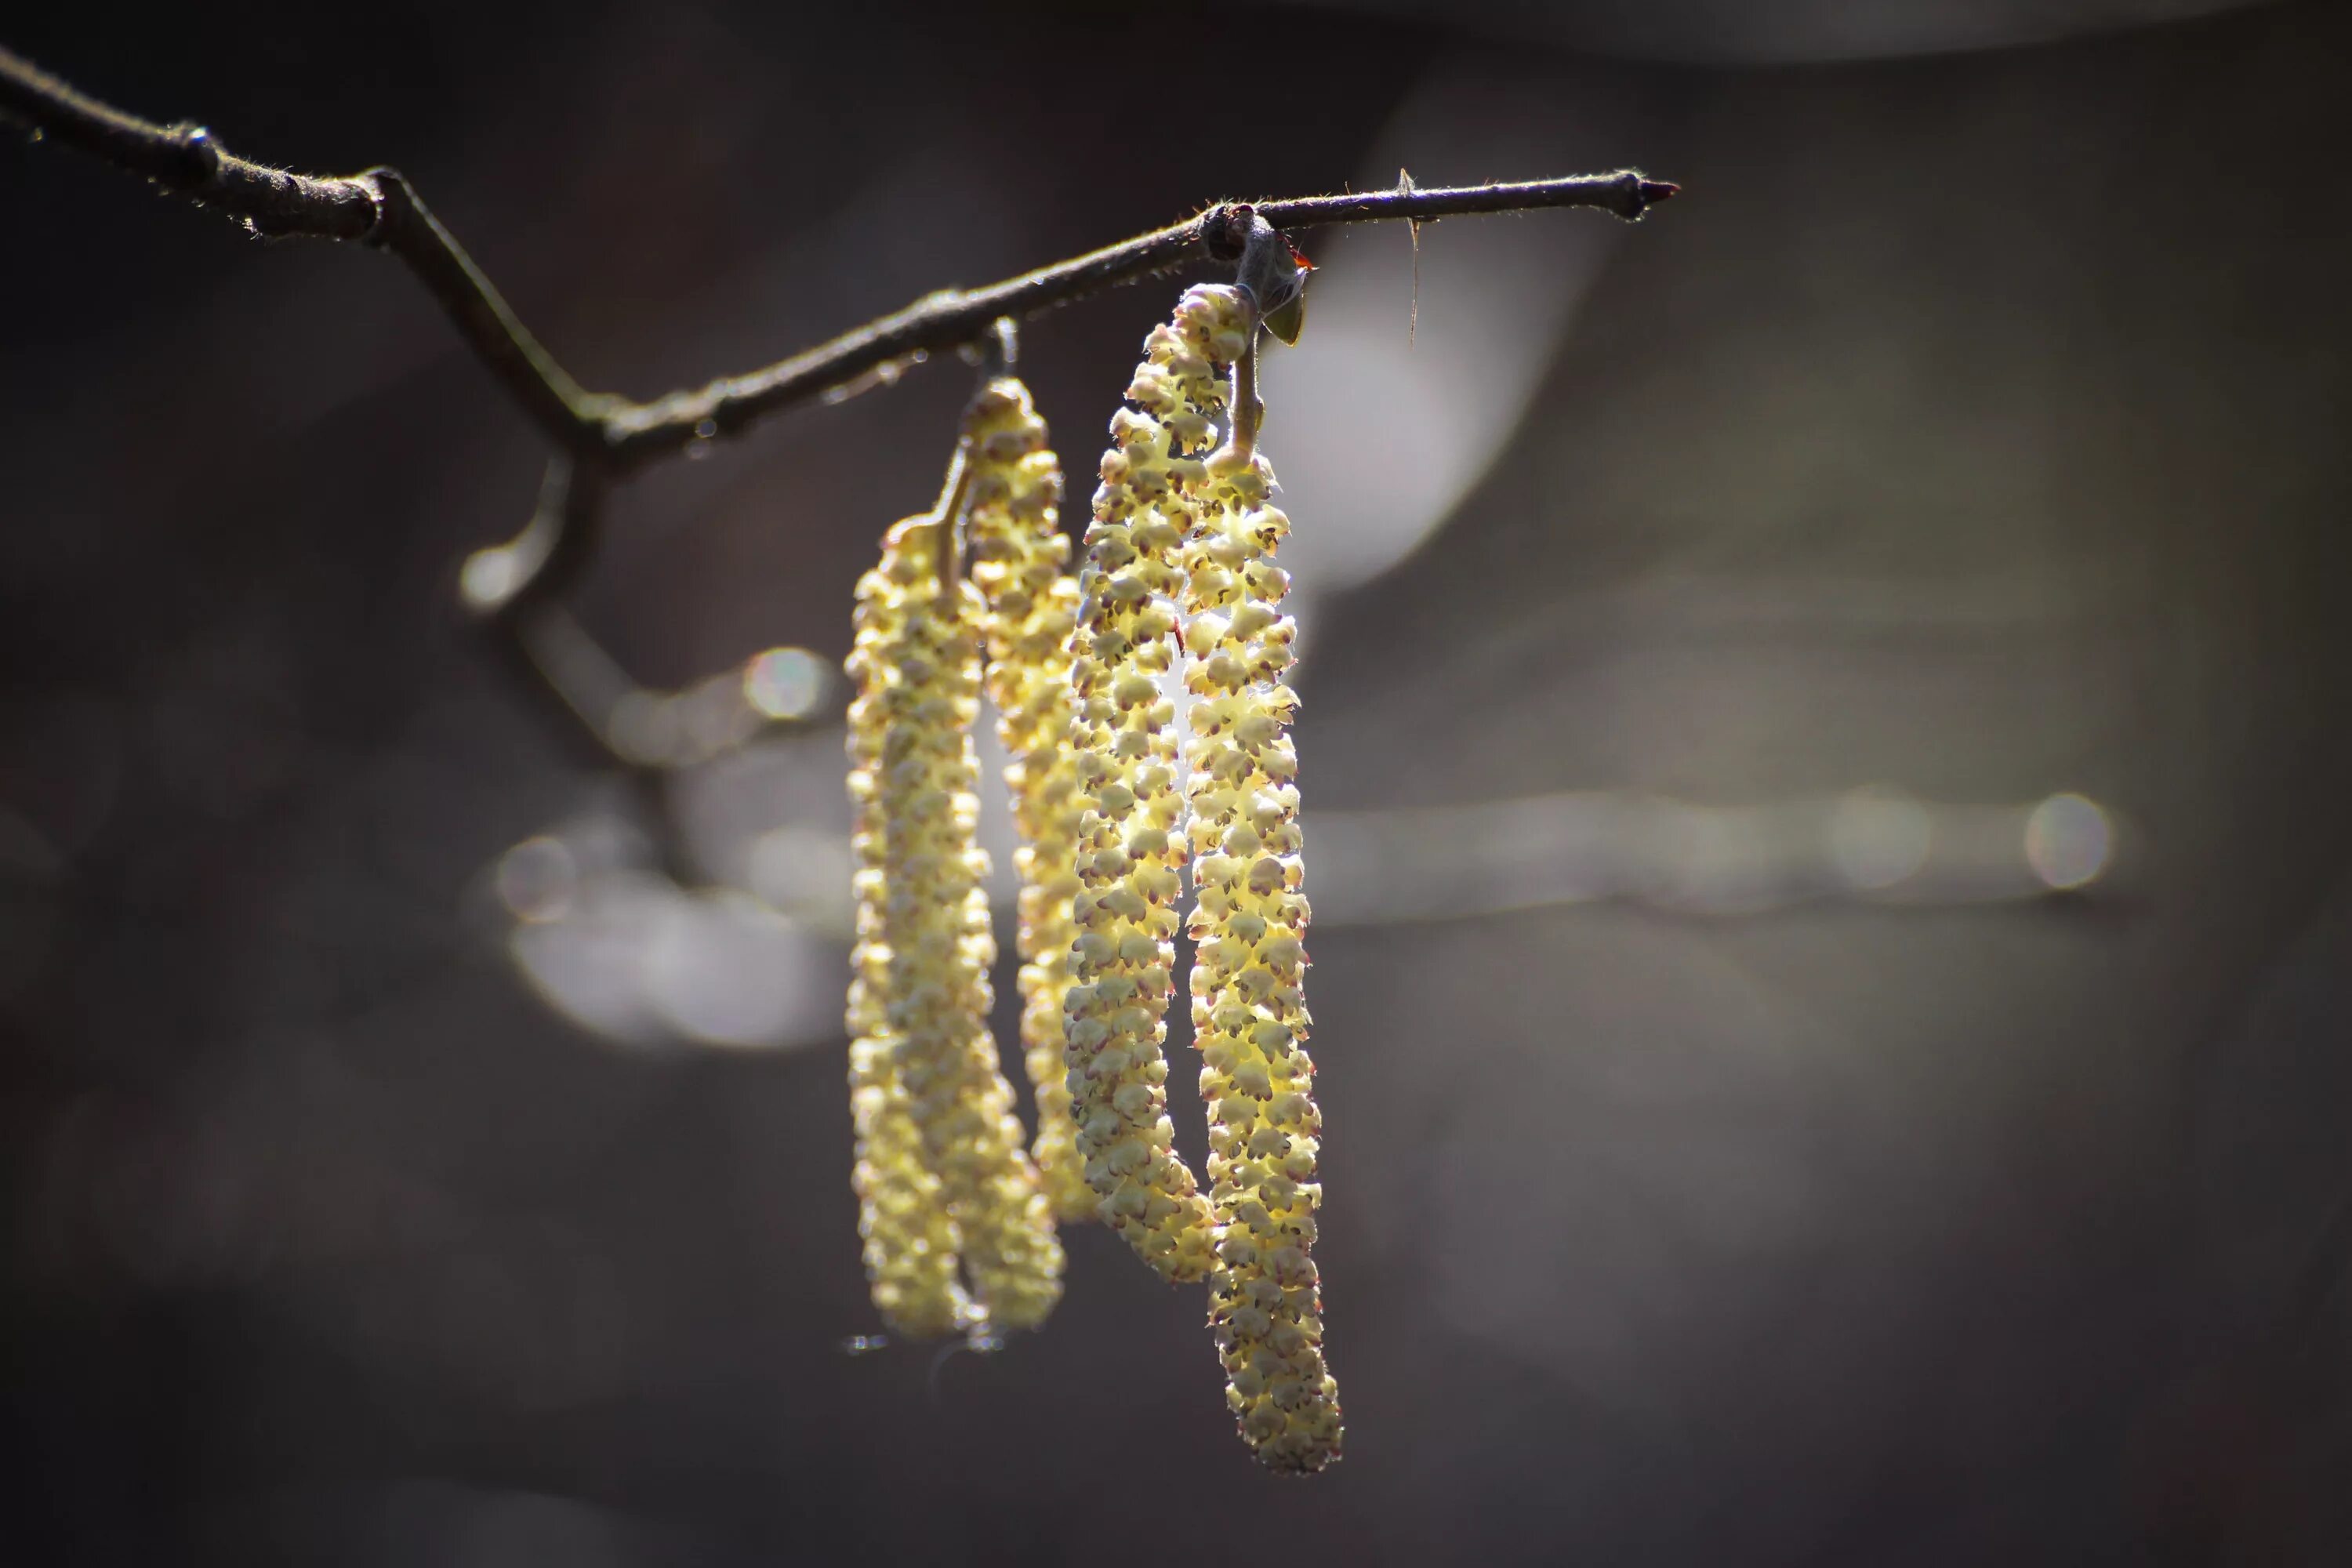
[5,1,2351,1562]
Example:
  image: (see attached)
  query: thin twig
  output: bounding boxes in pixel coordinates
[0,48,612,459]
[367,169,614,456]
[0,45,379,235]
[2,43,1675,477]
[594,172,1673,465]
[5,42,1675,788]
[460,457,603,619]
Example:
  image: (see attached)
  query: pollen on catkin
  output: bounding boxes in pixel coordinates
[1181,285,1341,1474]
[847,504,1063,1333]
[844,952,973,1338]
[1062,285,1255,1283]
[962,376,1094,1224]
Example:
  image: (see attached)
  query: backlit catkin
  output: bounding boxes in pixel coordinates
[1062,285,1254,1282]
[844,953,972,1338]
[1182,279,1341,1473]
[847,503,1063,1333]
[962,377,1094,1223]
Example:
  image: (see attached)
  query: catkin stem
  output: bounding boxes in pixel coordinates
[1226,330,1263,462]
[934,446,974,597]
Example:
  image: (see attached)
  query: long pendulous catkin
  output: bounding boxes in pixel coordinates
[1061,287,1254,1282]
[1183,273,1340,1472]
[844,946,972,1338]
[962,376,1094,1223]
[844,519,975,1338]
[847,499,1062,1333]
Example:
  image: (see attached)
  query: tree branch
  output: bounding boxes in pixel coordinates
[5,41,1675,786]
[0,44,378,235]
[3,43,1675,476]
[0,46,612,459]
[593,172,1675,465]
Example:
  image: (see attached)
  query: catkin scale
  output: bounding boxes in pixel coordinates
[1181,282,1341,1473]
[963,377,1094,1223]
[847,506,1063,1332]
[1062,289,1250,1282]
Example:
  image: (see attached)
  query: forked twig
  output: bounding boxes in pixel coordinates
[2,41,1676,779]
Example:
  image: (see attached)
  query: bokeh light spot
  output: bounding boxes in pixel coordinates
[744,647,829,720]
[2024,793,2112,890]
[495,835,577,923]
[747,825,857,931]
[641,890,826,1048]
[458,546,517,612]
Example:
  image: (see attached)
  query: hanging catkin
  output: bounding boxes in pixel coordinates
[844,953,972,1338]
[846,491,1063,1333]
[963,376,1094,1223]
[1178,277,1341,1472]
[1061,287,1253,1282]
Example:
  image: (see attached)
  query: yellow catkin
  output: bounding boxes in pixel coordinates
[962,376,1094,1223]
[844,953,972,1338]
[1181,283,1342,1473]
[1062,286,1254,1282]
[847,505,1063,1333]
